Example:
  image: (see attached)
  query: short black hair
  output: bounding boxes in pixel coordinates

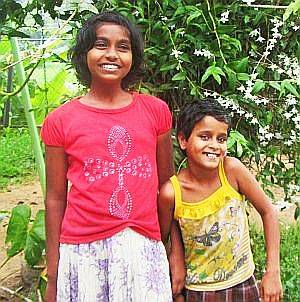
[176,98,232,140]
[69,11,144,88]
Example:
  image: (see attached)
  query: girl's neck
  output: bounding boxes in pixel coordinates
[82,83,132,109]
[185,163,219,185]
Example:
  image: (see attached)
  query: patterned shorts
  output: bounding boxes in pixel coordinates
[57,228,172,302]
[185,276,260,302]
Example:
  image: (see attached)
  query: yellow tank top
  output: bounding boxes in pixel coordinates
[170,160,255,291]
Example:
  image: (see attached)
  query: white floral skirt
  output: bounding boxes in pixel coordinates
[57,227,172,302]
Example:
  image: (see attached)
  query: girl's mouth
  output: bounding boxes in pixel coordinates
[100,64,120,71]
[203,152,219,159]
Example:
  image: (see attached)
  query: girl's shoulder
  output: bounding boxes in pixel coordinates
[134,92,169,109]
[45,97,81,119]
[159,179,175,202]
[223,156,245,191]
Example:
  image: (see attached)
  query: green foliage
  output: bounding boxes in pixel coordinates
[4,204,45,267]
[0,128,36,189]
[250,222,300,302]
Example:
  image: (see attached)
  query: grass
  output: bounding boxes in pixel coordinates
[250,222,300,302]
[0,127,37,190]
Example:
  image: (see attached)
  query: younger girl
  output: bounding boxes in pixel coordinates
[41,11,173,302]
[158,99,283,302]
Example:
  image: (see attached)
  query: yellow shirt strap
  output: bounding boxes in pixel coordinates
[170,175,182,220]
[218,159,230,187]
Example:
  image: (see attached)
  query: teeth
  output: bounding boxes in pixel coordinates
[102,64,118,70]
[207,153,217,159]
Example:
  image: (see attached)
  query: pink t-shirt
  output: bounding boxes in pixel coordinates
[41,93,172,243]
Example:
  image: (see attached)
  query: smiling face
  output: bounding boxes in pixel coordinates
[178,115,229,171]
[87,23,133,87]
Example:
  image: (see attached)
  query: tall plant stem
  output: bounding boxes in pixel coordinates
[9,37,45,197]
[205,0,227,65]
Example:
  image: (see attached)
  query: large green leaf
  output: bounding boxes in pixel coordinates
[5,205,31,257]
[24,210,46,266]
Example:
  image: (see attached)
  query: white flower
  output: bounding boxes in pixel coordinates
[220,10,230,23]
[284,140,294,146]
[161,16,168,21]
[256,36,265,43]
[293,25,300,31]
[245,112,253,119]
[265,133,274,140]
[292,115,300,123]
[194,48,214,58]
[242,0,255,5]
[194,49,202,56]
[169,24,176,30]
[249,29,260,37]
[237,85,245,92]
[170,49,183,59]
[132,10,139,17]
[284,112,293,119]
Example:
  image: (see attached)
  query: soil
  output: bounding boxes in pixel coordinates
[0,180,298,301]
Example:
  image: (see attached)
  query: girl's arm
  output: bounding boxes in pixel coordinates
[156,130,174,187]
[158,182,186,298]
[157,131,186,297]
[44,145,68,302]
[226,157,283,302]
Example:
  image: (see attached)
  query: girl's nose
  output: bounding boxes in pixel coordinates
[208,139,219,149]
[105,47,118,59]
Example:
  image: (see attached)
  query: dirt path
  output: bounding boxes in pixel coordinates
[0,181,43,301]
[0,181,298,301]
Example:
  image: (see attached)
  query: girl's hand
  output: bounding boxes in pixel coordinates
[44,279,57,302]
[260,271,283,302]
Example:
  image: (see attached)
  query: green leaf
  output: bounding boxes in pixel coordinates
[160,63,178,72]
[281,80,299,97]
[252,80,265,94]
[201,65,225,84]
[269,82,281,92]
[24,210,45,266]
[5,205,31,257]
[237,73,250,81]
[232,57,249,73]
[172,72,186,81]
[236,141,243,157]
[212,73,222,85]
[224,66,237,90]
[283,0,300,21]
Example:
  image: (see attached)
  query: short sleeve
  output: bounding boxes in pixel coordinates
[40,110,65,146]
[157,100,172,135]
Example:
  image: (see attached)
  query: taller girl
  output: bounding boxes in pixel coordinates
[41,11,173,302]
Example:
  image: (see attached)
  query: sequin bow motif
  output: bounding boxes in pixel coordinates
[83,125,153,219]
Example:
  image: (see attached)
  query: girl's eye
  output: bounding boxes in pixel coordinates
[218,137,227,143]
[118,43,131,51]
[200,135,209,141]
[94,41,106,48]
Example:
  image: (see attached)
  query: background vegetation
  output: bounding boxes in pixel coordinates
[0,0,299,301]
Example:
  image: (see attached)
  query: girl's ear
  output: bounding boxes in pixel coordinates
[177,132,187,150]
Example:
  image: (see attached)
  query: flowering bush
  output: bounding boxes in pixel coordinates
[0,0,299,212]
[106,0,299,210]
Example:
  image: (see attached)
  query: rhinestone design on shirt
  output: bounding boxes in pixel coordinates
[83,125,153,219]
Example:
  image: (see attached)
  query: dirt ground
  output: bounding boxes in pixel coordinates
[0,180,298,301]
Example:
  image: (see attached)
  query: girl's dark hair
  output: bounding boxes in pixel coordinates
[176,98,232,140]
[69,11,144,88]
